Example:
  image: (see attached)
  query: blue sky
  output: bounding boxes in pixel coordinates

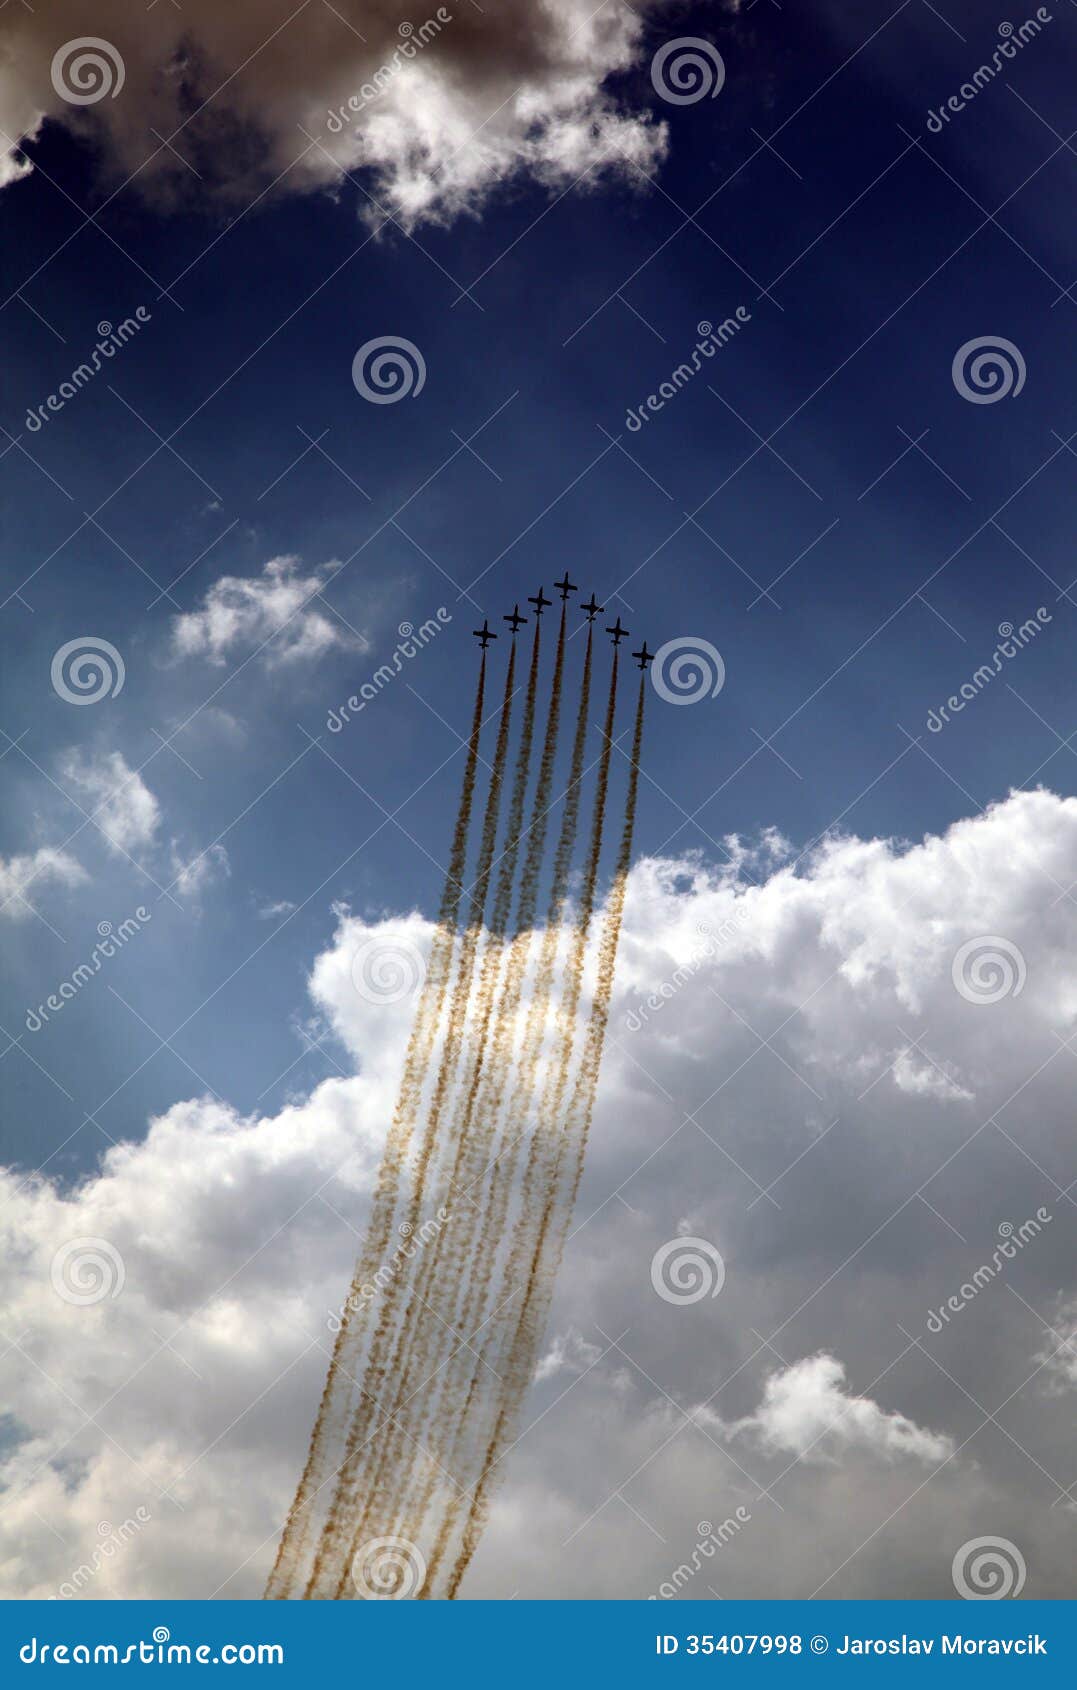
[1,0,1076,1602]
[3,0,1073,1176]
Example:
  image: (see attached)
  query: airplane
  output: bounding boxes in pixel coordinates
[503,603,528,634]
[632,642,654,671]
[554,572,578,601]
[528,587,552,617]
[473,619,497,649]
[580,593,604,623]
[606,616,629,646]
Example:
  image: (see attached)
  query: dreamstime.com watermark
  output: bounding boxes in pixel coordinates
[624,311,750,432]
[50,1511,151,1600]
[351,1535,426,1598]
[51,38,125,105]
[19,1630,284,1666]
[925,1211,1052,1333]
[924,12,1053,133]
[951,935,1026,1004]
[327,611,451,730]
[350,935,427,1005]
[26,909,151,1032]
[951,1536,1027,1599]
[651,1236,725,1304]
[650,636,726,705]
[648,1509,751,1598]
[352,336,426,403]
[51,637,126,705]
[625,916,749,1032]
[50,1236,126,1306]
[328,1209,450,1331]
[25,311,151,431]
[952,335,1026,403]
[326,11,453,130]
[926,609,1050,732]
[650,38,726,105]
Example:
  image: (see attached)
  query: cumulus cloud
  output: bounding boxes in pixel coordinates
[0,0,670,226]
[171,557,363,668]
[0,1083,387,1599]
[0,847,86,919]
[724,1354,952,1466]
[4,791,1077,1598]
[59,750,160,855]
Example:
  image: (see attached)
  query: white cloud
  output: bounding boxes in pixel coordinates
[0,1,669,227]
[891,1045,973,1103]
[1037,1298,1077,1394]
[0,847,86,919]
[0,1082,387,1599]
[3,791,1077,1598]
[169,841,230,903]
[183,707,248,751]
[257,898,297,921]
[59,751,160,855]
[534,1327,604,1384]
[724,1354,952,1466]
[171,557,363,668]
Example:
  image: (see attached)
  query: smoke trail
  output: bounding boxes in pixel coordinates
[410,631,607,1580]
[271,626,648,1602]
[324,623,545,1584]
[426,648,620,1587]
[327,611,570,1593]
[305,642,519,1598]
[266,655,489,1600]
[425,617,544,1207]
[446,673,645,1598]
[382,625,596,1561]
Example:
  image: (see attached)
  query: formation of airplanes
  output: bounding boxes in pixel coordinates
[473,579,654,671]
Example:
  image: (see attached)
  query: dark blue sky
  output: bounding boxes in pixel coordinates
[2,0,1075,1174]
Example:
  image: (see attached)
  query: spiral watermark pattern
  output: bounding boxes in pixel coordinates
[651,38,726,105]
[651,636,725,705]
[952,1536,1026,1599]
[352,336,426,404]
[51,637,125,705]
[50,1237,126,1306]
[951,935,1026,1004]
[350,936,426,1005]
[952,336,1026,404]
[351,1535,427,1598]
[651,1236,725,1304]
[51,38,126,106]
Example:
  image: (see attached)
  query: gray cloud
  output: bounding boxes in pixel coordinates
[0,0,671,225]
[3,792,1075,1598]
